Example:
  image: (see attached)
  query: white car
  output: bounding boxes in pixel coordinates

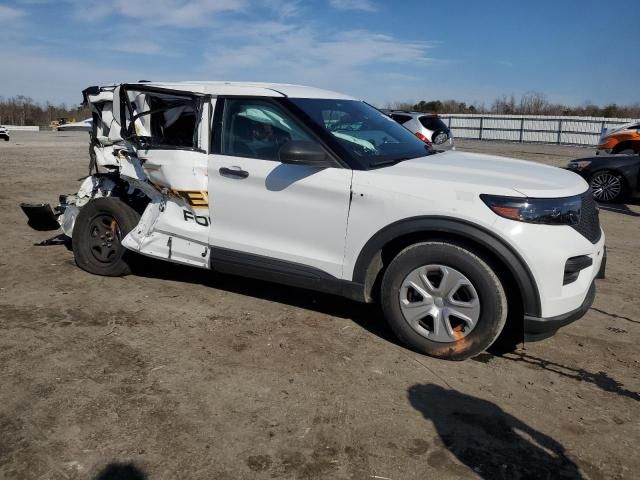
[21,81,606,360]
[0,125,9,141]
[385,110,453,149]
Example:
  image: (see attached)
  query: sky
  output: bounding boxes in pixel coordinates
[0,0,638,107]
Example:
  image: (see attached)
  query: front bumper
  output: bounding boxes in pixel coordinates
[524,279,596,341]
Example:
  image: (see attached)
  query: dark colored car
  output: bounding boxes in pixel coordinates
[567,154,640,202]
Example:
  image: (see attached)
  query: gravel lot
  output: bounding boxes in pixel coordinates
[1,132,638,480]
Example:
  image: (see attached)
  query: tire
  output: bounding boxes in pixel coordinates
[589,170,626,203]
[72,197,140,276]
[381,242,507,360]
[431,130,449,145]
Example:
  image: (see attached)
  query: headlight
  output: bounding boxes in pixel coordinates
[480,194,581,225]
[567,160,592,170]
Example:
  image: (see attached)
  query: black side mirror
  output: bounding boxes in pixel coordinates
[279,140,335,167]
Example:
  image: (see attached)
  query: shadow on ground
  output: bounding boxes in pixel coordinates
[501,352,640,402]
[590,306,639,324]
[597,202,640,217]
[94,462,146,480]
[131,254,404,342]
[408,384,583,479]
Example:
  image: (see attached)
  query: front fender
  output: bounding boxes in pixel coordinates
[352,216,542,318]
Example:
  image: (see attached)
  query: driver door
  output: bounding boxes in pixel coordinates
[207,97,352,279]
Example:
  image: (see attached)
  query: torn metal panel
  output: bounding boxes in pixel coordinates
[23,81,214,270]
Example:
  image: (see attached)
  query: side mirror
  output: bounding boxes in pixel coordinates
[279,140,335,167]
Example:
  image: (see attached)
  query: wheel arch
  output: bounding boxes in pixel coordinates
[352,216,541,320]
[79,173,153,215]
[611,140,640,154]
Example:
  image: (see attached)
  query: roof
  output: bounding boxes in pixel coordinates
[388,110,440,117]
[122,81,357,100]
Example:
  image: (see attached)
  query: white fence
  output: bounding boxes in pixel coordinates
[439,114,637,146]
[2,125,40,131]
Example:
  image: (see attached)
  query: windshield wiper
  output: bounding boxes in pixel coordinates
[369,156,415,168]
[369,159,400,168]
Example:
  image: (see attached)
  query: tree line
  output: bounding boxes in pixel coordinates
[386,91,640,118]
[1,91,638,126]
[0,95,91,127]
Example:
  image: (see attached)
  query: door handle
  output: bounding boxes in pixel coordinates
[219,166,249,179]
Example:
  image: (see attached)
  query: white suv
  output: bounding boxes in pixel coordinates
[0,125,9,141]
[385,110,453,149]
[21,81,606,360]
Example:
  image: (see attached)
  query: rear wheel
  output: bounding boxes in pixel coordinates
[431,130,449,145]
[72,197,140,276]
[381,242,507,360]
[590,170,625,202]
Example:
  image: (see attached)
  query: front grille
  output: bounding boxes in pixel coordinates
[572,191,601,243]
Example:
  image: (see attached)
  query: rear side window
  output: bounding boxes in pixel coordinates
[124,89,201,149]
[419,116,448,131]
[391,114,412,124]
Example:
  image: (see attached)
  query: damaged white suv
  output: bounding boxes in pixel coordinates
[22,81,606,360]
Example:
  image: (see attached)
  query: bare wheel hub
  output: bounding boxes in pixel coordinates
[399,264,480,343]
[88,214,122,263]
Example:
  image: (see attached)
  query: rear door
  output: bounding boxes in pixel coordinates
[207,97,352,279]
[119,86,213,267]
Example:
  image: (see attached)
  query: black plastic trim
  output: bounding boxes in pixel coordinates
[524,280,596,340]
[210,247,365,301]
[563,255,593,285]
[352,216,542,317]
[596,246,607,279]
[20,203,61,231]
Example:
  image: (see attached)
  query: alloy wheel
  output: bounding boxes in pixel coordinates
[591,173,622,202]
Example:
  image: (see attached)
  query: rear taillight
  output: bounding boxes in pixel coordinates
[415,132,430,145]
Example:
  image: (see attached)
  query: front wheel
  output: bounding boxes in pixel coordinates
[72,197,140,276]
[381,242,507,360]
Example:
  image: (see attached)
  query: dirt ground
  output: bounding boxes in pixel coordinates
[1,132,638,480]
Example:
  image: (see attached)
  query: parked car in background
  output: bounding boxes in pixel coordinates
[596,121,640,155]
[49,117,76,131]
[384,110,454,149]
[57,118,93,132]
[567,154,640,202]
[0,125,9,141]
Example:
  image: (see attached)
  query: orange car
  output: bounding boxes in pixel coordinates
[597,121,640,155]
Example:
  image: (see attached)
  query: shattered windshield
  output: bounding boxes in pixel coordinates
[289,98,431,168]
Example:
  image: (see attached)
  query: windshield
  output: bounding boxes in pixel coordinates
[288,98,431,169]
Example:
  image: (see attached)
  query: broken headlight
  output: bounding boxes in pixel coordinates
[480,194,581,225]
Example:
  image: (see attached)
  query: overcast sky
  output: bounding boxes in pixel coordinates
[0,0,638,107]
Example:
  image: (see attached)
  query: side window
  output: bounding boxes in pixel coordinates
[125,89,200,149]
[221,98,315,161]
[391,114,412,124]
